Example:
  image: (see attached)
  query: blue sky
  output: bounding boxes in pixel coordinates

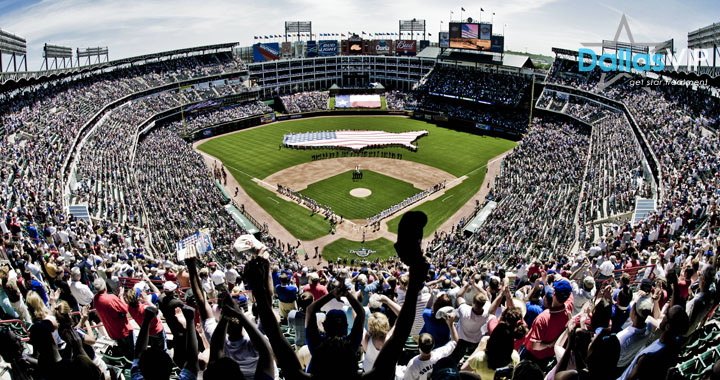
[0,0,717,70]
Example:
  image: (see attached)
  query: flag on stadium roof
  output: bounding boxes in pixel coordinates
[461,7,465,11]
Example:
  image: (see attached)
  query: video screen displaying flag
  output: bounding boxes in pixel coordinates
[335,95,381,108]
[449,22,491,51]
[283,130,428,150]
[461,23,478,38]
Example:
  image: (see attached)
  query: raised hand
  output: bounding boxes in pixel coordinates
[144,305,158,322]
[394,211,428,267]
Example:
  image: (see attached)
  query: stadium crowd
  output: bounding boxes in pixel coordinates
[166,101,273,134]
[471,121,590,262]
[0,50,719,380]
[419,65,531,106]
[281,92,330,114]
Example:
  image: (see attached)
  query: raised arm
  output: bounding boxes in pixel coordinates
[181,305,199,375]
[208,312,229,363]
[378,294,402,315]
[223,296,275,379]
[344,290,366,346]
[134,305,158,359]
[366,261,430,379]
[245,256,308,380]
[185,257,212,321]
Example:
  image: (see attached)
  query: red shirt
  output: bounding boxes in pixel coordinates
[303,283,329,301]
[527,264,541,280]
[128,303,164,336]
[525,293,574,359]
[164,271,177,282]
[677,279,690,300]
[93,292,133,340]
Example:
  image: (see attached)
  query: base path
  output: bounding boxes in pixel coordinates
[263,157,455,191]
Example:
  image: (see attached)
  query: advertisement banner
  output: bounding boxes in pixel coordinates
[347,40,363,55]
[479,23,492,40]
[374,39,393,55]
[395,40,417,55]
[307,40,317,57]
[260,113,276,124]
[253,43,280,62]
[318,40,338,56]
[294,41,306,58]
[281,41,292,56]
[489,35,504,53]
[439,32,450,48]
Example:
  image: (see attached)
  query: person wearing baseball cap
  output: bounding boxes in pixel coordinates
[616,296,655,369]
[522,279,573,366]
[302,272,328,301]
[570,275,596,316]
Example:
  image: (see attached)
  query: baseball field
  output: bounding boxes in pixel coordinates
[197,116,515,260]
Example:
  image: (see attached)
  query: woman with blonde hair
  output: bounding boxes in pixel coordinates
[362,312,393,372]
[26,290,52,323]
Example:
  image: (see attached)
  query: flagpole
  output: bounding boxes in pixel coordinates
[460,8,463,23]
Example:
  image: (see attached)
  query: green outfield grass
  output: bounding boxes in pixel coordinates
[301,170,421,220]
[197,116,516,241]
[321,238,397,262]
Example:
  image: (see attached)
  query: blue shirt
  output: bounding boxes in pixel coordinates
[611,304,631,333]
[275,284,298,303]
[360,282,378,307]
[420,308,450,347]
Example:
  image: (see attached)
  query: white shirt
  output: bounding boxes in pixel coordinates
[617,323,653,367]
[403,341,457,380]
[69,280,95,306]
[570,281,596,316]
[211,269,225,286]
[599,261,615,277]
[456,303,490,343]
[225,268,239,284]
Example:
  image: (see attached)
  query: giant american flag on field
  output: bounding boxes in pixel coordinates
[283,130,428,150]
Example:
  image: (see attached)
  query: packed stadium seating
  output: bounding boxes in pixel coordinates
[0,43,718,380]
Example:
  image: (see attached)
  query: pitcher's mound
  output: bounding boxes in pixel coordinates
[350,188,372,198]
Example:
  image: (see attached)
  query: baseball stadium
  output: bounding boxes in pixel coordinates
[0,2,719,380]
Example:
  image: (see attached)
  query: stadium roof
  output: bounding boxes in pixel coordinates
[501,53,535,69]
[1,42,239,93]
[417,46,442,58]
[437,49,534,69]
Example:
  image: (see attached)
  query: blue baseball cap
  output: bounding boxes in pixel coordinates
[553,280,572,302]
